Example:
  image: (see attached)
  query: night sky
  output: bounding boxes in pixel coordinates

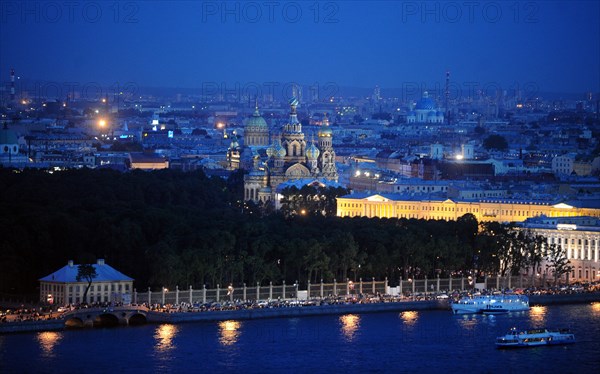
[1,1,599,94]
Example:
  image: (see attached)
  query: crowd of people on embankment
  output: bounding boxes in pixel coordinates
[2,280,599,323]
[135,280,600,314]
[0,308,61,323]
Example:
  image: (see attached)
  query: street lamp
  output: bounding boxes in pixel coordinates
[227,284,234,302]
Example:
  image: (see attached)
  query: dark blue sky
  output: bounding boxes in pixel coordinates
[1,1,599,95]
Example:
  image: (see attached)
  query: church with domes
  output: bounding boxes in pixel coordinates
[244,102,270,147]
[406,91,444,124]
[243,97,338,204]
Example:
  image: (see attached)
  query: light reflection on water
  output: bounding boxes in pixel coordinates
[37,331,62,357]
[591,302,600,315]
[1,305,598,373]
[529,305,547,326]
[399,311,419,327]
[218,320,241,346]
[154,324,178,354]
[457,314,478,330]
[339,314,360,341]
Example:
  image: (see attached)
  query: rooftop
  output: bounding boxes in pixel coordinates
[39,259,134,283]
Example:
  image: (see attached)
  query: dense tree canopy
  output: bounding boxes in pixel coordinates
[0,168,564,295]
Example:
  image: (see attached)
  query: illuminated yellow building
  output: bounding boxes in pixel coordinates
[336,193,600,223]
[129,152,169,170]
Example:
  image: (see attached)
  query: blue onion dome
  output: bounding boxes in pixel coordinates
[408,110,416,116]
[266,143,276,158]
[247,105,268,128]
[415,91,435,110]
[428,110,436,117]
[275,140,286,158]
[436,111,443,116]
[306,142,320,159]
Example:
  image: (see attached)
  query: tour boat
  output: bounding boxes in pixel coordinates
[451,294,529,314]
[496,327,575,348]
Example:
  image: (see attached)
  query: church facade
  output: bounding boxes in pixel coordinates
[243,98,338,204]
[406,91,444,124]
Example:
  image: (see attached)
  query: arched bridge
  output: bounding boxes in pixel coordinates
[63,306,150,328]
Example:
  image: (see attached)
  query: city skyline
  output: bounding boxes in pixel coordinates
[1,1,599,94]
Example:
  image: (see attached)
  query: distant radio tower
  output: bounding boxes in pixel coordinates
[445,71,450,125]
[10,68,15,102]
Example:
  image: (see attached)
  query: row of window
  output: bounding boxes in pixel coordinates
[550,237,597,247]
[62,283,130,293]
[572,267,598,280]
[67,294,120,304]
[568,249,598,261]
[395,186,448,192]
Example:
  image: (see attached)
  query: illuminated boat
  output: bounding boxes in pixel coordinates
[451,294,529,314]
[496,328,575,348]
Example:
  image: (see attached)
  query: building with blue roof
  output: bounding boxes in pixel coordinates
[39,259,134,306]
[406,92,444,124]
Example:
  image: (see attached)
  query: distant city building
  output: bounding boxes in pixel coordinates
[226,132,241,170]
[406,92,444,124]
[461,144,475,160]
[430,143,444,160]
[129,152,169,170]
[0,123,24,165]
[39,259,133,305]
[244,98,338,204]
[337,192,600,223]
[519,216,600,282]
[552,154,576,176]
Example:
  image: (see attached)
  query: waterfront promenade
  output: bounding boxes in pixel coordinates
[2,291,600,334]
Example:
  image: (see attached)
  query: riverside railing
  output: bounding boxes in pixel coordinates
[132,274,555,305]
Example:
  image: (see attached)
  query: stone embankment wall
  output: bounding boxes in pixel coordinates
[0,319,64,334]
[148,300,449,324]
[529,293,600,305]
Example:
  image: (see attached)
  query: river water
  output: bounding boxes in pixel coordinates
[1,303,599,373]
